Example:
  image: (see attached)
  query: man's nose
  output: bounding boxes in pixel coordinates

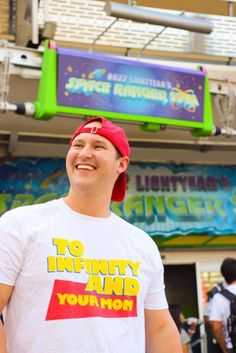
[79,144,93,158]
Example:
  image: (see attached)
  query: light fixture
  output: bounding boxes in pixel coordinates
[104,2,213,34]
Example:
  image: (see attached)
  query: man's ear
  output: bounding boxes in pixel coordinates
[117,156,129,174]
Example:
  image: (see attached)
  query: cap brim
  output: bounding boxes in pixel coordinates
[111,172,126,202]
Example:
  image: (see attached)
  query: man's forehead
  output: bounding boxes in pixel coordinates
[73,131,112,146]
[72,119,116,149]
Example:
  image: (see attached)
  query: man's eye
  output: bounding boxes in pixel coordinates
[95,145,104,149]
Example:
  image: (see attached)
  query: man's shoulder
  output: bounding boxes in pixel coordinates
[112,212,147,234]
[213,286,236,304]
[225,284,236,295]
[111,212,157,246]
[208,282,225,299]
[1,199,61,220]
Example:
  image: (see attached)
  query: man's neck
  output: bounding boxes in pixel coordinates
[63,191,111,218]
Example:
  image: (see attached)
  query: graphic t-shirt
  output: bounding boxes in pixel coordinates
[0,199,167,353]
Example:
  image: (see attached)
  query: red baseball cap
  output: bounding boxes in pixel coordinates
[70,117,130,202]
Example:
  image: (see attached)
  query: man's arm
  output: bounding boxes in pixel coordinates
[0,283,14,353]
[209,320,228,353]
[0,284,14,312]
[145,308,183,353]
[182,343,190,353]
[0,319,7,353]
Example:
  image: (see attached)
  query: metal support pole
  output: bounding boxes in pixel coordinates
[89,18,118,52]
[0,41,13,113]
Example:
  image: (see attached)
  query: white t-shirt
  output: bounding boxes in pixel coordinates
[209,283,236,349]
[204,282,226,317]
[180,328,191,345]
[0,199,168,353]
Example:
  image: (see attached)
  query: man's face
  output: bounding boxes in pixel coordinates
[66,121,128,197]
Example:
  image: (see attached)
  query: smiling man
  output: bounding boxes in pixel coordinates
[0,116,182,353]
[64,118,129,217]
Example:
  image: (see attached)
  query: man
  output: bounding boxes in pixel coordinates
[0,116,182,353]
[209,257,236,353]
[204,281,226,353]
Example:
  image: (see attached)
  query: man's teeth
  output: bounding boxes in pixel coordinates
[76,165,95,171]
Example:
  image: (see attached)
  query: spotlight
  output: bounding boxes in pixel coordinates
[104,2,213,34]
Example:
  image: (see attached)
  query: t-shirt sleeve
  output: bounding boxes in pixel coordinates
[143,239,168,310]
[181,329,191,345]
[209,294,223,321]
[0,210,26,286]
[204,300,211,316]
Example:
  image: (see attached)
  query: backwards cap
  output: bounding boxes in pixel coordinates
[70,116,130,202]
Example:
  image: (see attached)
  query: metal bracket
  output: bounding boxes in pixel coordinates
[214,79,236,135]
[0,40,42,70]
[89,18,118,52]
[8,131,18,154]
[137,11,185,58]
[0,41,12,112]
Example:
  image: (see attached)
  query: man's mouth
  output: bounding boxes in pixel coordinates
[75,164,96,171]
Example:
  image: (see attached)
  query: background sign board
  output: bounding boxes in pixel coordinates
[1,158,236,247]
[34,43,213,135]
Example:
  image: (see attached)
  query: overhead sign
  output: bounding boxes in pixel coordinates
[1,158,236,245]
[33,41,213,135]
[57,49,204,122]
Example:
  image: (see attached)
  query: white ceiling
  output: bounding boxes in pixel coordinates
[34,0,236,59]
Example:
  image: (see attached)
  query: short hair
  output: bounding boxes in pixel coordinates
[220,257,236,284]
